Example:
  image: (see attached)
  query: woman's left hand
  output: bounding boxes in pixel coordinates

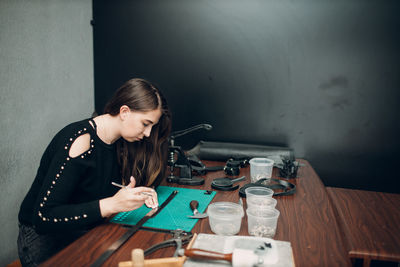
[142,189,158,209]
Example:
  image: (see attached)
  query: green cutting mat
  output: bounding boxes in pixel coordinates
[110,186,216,232]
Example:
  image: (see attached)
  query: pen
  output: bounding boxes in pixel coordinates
[111,182,154,196]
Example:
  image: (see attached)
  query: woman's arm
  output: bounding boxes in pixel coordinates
[32,132,157,233]
[32,134,100,233]
[32,133,103,233]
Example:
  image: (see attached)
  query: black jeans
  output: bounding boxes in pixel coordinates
[17,223,85,267]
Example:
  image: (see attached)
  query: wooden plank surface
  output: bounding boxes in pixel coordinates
[327,187,400,263]
[272,159,351,267]
[41,159,351,267]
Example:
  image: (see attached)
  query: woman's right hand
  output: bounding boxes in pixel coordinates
[99,176,157,217]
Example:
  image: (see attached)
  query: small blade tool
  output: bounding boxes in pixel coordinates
[187,200,208,219]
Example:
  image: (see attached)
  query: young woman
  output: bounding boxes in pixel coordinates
[17,78,171,266]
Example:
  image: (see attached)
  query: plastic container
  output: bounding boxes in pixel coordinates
[246,196,277,209]
[249,158,274,182]
[245,186,274,198]
[246,207,280,238]
[207,202,244,236]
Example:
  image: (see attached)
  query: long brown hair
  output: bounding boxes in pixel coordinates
[104,78,171,187]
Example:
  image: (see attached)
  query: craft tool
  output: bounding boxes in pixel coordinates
[111,182,154,196]
[183,245,272,267]
[118,233,198,267]
[187,200,208,219]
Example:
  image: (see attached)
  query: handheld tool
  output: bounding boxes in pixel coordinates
[181,237,278,267]
[187,200,208,219]
[143,230,193,256]
[118,234,198,267]
[90,190,178,267]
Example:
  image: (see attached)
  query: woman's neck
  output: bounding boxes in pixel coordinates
[93,114,121,144]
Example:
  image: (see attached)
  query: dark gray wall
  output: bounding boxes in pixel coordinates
[0,1,93,264]
[93,0,400,193]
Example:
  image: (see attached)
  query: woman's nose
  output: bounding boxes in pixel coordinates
[143,126,152,137]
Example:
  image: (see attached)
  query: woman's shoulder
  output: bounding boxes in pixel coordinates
[61,118,92,133]
[52,118,92,139]
[48,118,93,149]
[56,118,99,160]
[39,118,95,165]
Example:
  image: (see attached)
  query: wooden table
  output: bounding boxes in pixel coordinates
[327,187,400,267]
[41,159,351,267]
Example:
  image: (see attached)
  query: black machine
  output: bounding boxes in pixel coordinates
[166,124,298,194]
[166,124,213,185]
[166,124,248,186]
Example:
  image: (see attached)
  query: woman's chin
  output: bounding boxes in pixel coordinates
[123,137,141,142]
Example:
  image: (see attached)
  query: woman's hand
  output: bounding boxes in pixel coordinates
[124,176,158,209]
[99,176,158,217]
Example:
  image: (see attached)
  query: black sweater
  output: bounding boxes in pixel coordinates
[18,118,120,234]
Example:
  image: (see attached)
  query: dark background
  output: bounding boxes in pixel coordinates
[92,0,400,193]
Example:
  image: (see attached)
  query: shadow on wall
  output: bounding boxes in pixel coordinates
[308,150,399,194]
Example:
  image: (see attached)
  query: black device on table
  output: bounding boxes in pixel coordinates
[166,124,213,185]
[166,123,248,188]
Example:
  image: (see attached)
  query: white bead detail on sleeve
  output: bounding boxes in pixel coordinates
[37,127,94,224]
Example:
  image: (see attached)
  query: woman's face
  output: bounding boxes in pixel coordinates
[120,108,162,142]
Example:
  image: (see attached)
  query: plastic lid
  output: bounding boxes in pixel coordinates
[249,158,274,166]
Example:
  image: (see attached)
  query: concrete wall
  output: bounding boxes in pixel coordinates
[0,0,93,264]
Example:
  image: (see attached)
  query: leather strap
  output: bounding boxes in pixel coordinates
[239,178,296,197]
[90,190,178,267]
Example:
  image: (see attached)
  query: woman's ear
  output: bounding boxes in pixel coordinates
[119,105,131,120]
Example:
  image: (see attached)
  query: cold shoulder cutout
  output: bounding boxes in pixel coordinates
[69,133,91,158]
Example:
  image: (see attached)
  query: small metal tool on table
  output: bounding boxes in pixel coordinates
[143,229,193,257]
[187,200,208,219]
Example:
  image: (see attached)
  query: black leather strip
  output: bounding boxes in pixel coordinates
[90,190,178,267]
[239,179,296,197]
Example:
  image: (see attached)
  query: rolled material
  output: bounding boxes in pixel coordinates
[183,248,264,267]
[232,249,259,267]
[186,141,294,162]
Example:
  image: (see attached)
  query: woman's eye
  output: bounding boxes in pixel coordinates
[143,122,149,127]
